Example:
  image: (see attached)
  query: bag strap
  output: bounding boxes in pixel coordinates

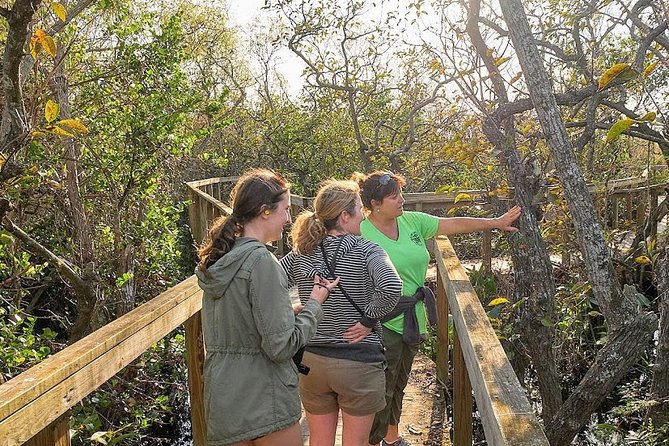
[319,238,366,317]
[319,239,380,336]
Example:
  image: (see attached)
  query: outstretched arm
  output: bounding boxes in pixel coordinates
[437,205,521,235]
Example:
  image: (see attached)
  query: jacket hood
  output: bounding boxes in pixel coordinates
[195,237,266,299]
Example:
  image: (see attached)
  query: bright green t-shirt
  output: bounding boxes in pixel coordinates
[360,211,439,334]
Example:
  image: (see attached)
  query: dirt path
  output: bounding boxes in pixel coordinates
[299,353,451,445]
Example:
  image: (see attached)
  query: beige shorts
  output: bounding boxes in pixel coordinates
[299,351,386,416]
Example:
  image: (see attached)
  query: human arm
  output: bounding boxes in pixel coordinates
[436,205,521,235]
[250,253,336,362]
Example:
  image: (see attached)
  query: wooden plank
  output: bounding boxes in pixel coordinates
[0,276,199,423]
[185,312,206,446]
[453,329,472,446]
[185,176,239,189]
[611,196,619,229]
[436,273,450,384]
[24,414,69,446]
[434,236,549,445]
[481,230,492,272]
[0,285,203,446]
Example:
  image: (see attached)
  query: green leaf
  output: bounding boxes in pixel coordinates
[540,317,553,327]
[605,118,634,143]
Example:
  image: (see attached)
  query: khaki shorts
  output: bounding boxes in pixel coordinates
[300,351,386,416]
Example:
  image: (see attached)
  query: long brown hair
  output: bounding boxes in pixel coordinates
[290,180,359,255]
[197,169,288,270]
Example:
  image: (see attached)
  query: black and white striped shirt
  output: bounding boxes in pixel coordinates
[280,234,402,362]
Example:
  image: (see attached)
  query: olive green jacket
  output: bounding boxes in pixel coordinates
[196,237,323,445]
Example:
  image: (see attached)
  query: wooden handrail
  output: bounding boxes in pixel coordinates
[0,276,202,446]
[435,236,549,445]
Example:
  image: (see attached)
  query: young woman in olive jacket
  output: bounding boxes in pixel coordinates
[196,169,339,446]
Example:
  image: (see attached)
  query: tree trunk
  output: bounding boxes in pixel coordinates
[466,0,562,421]
[49,4,99,340]
[544,310,657,445]
[499,0,658,443]
[648,248,669,426]
[0,0,43,154]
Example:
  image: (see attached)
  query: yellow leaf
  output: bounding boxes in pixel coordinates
[495,56,511,66]
[57,118,89,134]
[42,35,57,57]
[52,2,67,21]
[634,255,651,265]
[45,100,59,122]
[47,125,75,137]
[643,61,658,78]
[454,193,471,203]
[638,112,656,122]
[509,72,523,84]
[31,130,49,138]
[29,30,45,59]
[598,63,638,90]
[488,297,509,307]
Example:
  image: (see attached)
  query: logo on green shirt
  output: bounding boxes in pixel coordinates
[410,232,422,245]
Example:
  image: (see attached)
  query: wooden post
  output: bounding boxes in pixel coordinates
[25,414,70,446]
[453,328,473,446]
[481,230,492,272]
[435,272,450,384]
[611,195,619,229]
[185,312,206,446]
[626,194,633,223]
[636,191,646,227]
[650,188,659,240]
[188,188,203,247]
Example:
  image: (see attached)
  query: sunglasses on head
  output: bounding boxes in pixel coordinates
[378,173,393,186]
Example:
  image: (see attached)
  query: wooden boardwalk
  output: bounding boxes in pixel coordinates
[299,353,451,446]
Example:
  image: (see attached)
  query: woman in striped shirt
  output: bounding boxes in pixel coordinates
[280,179,402,446]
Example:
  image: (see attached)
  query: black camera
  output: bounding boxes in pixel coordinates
[292,347,310,375]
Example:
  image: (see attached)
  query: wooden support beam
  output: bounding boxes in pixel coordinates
[453,329,473,446]
[436,272,450,384]
[24,414,69,446]
[185,312,206,446]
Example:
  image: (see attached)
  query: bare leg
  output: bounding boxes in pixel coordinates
[306,411,339,446]
[341,412,375,446]
[243,422,303,446]
[384,424,400,443]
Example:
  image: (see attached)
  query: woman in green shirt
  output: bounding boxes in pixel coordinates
[353,171,521,446]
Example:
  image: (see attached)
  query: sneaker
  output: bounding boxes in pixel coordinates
[381,438,412,446]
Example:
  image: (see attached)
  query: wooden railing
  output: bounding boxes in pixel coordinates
[3,173,666,446]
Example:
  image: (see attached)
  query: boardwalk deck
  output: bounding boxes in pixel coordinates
[299,353,451,446]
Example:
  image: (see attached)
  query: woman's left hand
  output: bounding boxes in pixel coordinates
[495,205,522,232]
[343,322,373,344]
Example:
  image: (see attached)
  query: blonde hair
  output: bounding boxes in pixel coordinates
[291,180,360,255]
